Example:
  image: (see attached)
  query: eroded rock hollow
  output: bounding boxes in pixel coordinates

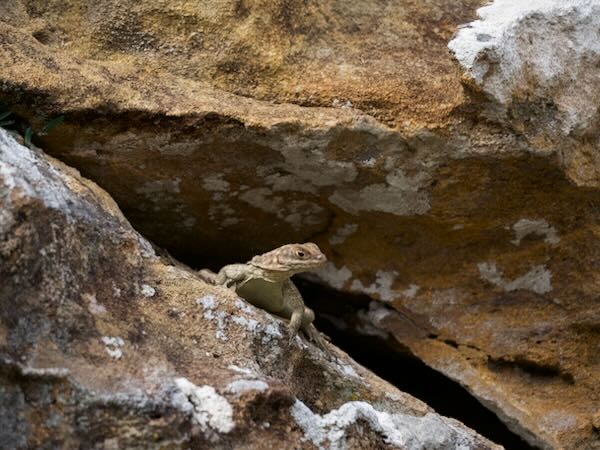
[2,0,600,449]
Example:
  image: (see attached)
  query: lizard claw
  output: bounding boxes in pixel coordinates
[288,333,298,347]
[305,325,334,357]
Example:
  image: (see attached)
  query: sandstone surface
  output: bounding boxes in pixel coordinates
[0,128,500,449]
[2,1,600,448]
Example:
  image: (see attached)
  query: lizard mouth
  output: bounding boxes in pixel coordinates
[310,256,327,267]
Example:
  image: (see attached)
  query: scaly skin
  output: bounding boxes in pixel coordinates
[200,243,329,350]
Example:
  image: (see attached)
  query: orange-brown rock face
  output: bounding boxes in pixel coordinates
[0,0,484,130]
[0,129,500,449]
[2,0,600,449]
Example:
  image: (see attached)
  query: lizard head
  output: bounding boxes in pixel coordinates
[249,242,327,274]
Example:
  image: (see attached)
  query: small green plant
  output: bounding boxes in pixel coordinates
[0,106,64,147]
[39,115,65,135]
[0,111,14,127]
[24,115,65,147]
[23,127,33,147]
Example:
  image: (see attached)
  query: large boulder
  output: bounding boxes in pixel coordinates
[0,128,499,449]
[449,0,600,187]
[2,1,600,448]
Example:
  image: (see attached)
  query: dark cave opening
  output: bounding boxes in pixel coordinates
[175,245,537,449]
[295,279,538,450]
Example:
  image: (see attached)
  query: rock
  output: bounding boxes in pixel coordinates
[0,0,482,130]
[0,128,499,449]
[449,0,600,187]
[2,1,600,449]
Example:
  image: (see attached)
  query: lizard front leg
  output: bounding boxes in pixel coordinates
[282,280,329,353]
[282,280,308,345]
[214,264,250,289]
[300,306,328,350]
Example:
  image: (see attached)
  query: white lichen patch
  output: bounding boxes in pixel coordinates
[359,157,377,168]
[384,392,402,403]
[238,187,274,207]
[112,282,122,297]
[291,399,478,450]
[511,219,560,246]
[401,284,420,299]
[431,289,460,307]
[140,284,156,298]
[230,315,260,334]
[227,364,256,376]
[350,270,399,302]
[197,295,229,341]
[266,322,284,340]
[309,263,353,290]
[172,378,234,436]
[329,169,430,216]
[356,301,390,340]
[135,178,181,195]
[232,299,284,344]
[331,359,360,380]
[225,379,269,396]
[137,235,158,259]
[539,410,578,432]
[478,262,552,294]
[329,224,359,245]
[208,202,239,228]
[259,146,358,194]
[238,187,325,231]
[134,178,182,212]
[202,173,231,192]
[234,299,254,315]
[232,315,283,345]
[83,293,107,315]
[402,289,463,331]
[101,336,124,359]
[262,171,318,194]
[201,173,240,227]
[20,366,70,378]
[248,131,434,219]
[332,98,354,109]
[346,273,419,304]
[221,216,240,227]
[196,295,283,344]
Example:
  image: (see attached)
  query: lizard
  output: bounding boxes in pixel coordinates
[199,243,329,351]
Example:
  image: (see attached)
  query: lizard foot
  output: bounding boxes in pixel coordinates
[305,325,335,359]
[320,332,332,343]
[198,269,217,284]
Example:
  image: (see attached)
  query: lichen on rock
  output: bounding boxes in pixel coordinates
[3,0,600,448]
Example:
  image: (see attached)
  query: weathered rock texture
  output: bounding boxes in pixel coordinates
[0,129,499,449]
[449,0,600,187]
[1,0,600,449]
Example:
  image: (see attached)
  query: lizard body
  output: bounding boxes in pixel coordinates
[200,243,328,349]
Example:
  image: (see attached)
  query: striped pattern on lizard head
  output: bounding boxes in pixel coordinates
[248,242,327,273]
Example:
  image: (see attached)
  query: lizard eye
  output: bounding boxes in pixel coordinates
[297,251,305,258]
